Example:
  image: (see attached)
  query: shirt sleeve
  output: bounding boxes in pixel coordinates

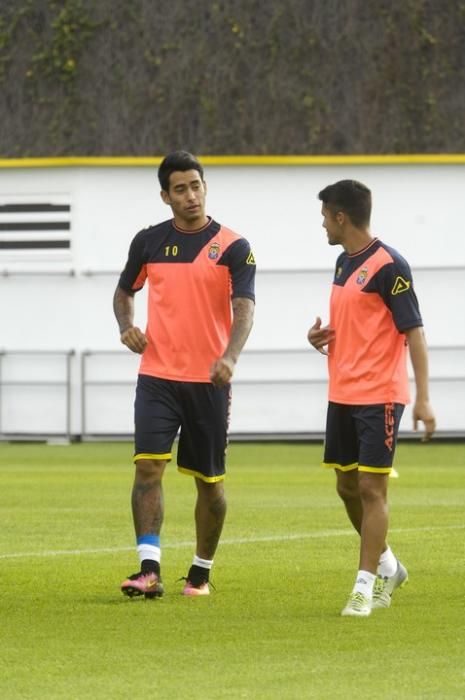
[371,256,423,332]
[118,230,148,293]
[334,252,345,281]
[219,237,256,302]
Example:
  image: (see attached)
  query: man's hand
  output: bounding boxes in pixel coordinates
[210,356,235,387]
[412,399,436,442]
[307,316,335,356]
[120,326,148,354]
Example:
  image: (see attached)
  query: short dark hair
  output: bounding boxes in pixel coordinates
[318,180,372,228]
[158,150,204,192]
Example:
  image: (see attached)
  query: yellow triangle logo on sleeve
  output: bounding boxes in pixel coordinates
[246,251,256,265]
[391,276,411,295]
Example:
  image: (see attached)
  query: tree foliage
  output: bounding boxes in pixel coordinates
[0,0,464,156]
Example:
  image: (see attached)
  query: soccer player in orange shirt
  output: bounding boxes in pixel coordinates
[308,179,436,616]
[113,151,256,598]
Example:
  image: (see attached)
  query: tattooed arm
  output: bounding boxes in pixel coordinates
[113,284,147,354]
[210,297,255,387]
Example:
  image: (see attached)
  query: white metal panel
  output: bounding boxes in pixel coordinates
[0,163,464,438]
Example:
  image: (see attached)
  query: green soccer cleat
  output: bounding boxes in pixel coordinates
[372,560,409,609]
[341,591,372,617]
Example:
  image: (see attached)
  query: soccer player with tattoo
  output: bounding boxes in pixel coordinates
[114,151,255,598]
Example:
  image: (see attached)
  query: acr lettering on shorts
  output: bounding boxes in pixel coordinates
[384,402,395,451]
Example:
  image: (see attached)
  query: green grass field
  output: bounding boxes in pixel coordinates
[0,441,463,699]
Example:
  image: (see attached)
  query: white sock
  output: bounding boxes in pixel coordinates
[352,570,376,599]
[137,544,161,566]
[377,546,397,577]
[193,554,213,570]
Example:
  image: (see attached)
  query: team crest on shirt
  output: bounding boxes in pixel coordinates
[356,267,368,285]
[208,242,220,260]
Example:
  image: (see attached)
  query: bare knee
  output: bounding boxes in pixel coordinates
[135,459,166,483]
[196,479,227,512]
[358,473,388,505]
[336,471,360,504]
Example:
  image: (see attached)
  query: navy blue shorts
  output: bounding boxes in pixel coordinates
[134,375,231,482]
[323,401,405,474]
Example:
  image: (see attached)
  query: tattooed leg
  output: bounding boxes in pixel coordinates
[194,478,227,560]
[132,459,167,536]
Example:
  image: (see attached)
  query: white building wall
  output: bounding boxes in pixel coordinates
[0,161,464,439]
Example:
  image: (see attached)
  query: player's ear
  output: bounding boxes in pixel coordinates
[160,189,170,205]
[336,211,345,226]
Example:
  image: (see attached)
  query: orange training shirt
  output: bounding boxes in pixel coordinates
[327,239,422,405]
[118,218,256,382]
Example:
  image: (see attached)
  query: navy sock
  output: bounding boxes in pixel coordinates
[188,564,209,586]
[141,559,160,576]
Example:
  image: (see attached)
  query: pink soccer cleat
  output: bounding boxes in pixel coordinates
[121,571,164,599]
[182,580,210,596]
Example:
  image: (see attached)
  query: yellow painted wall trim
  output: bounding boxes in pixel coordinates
[1,154,465,168]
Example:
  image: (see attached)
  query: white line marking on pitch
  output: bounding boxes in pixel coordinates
[0,524,463,560]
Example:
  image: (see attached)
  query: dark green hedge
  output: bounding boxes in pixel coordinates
[1,0,464,156]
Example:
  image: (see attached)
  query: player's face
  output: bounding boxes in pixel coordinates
[161,170,207,229]
[321,205,344,246]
